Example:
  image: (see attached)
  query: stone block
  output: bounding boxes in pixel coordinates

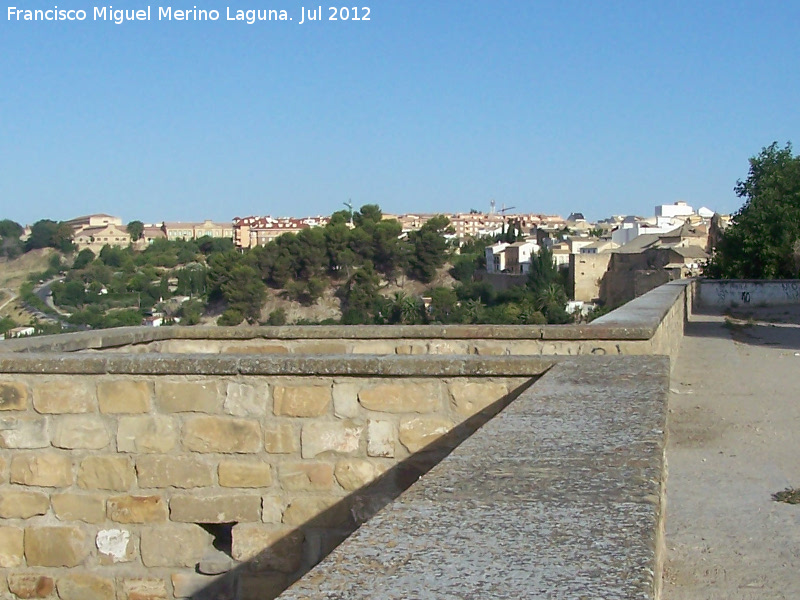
[232,524,304,573]
[293,341,348,354]
[0,489,49,518]
[398,416,454,452]
[97,380,151,413]
[117,578,169,600]
[224,382,266,417]
[332,382,360,418]
[273,385,330,417]
[0,381,28,411]
[96,528,134,563]
[334,459,380,491]
[183,416,262,453]
[170,494,262,523]
[0,417,50,449]
[279,462,334,491]
[10,453,72,487]
[264,422,299,454]
[218,460,273,488]
[171,573,234,599]
[0,416,48,449]
[155,380,221,413]
[367,420,396,458]
[240,574,288,600]
[136,456,214,489]
[52,415,111,450]
[7,574,54,599]
[351,341,396,354]
[301,421,362,458]
[140,524,211,568]
[283,496,349,527]
[448,380,509,417]
[56,574,114,600]
[262,496,284,523]
[395,344,426,355]
[358,382,442,414]
[24,526,88,567]
[78,456,135,491]
[117,415,178,453]
[51,493,106,523]
[0,526,23,567]
[32,380,94,414]
[107,495,168,523]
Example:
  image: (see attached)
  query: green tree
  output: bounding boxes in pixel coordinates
[220,265,266,323]
[338,263,382,324]
[126,220,144,241]
[0,219,23,239]
[708,142,800,278]
[406,215,451,283]
[25,220,60,251]
[72,249,95,270]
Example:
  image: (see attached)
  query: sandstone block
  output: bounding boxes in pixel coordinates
[224,382,266,417]
[294,341,348,354]
[367,419,396,458]
[51,493,106,523]
[117,578,169,600]
[358,382,442,413]
[264,422,299,454]
[334,459,380,491]
[351,341,396,354]
[96,528,134,564]
[171,573,234,599]
[279,462,334,491]
[240,574,289,600]
[78,456,135,490]
[7,574,54,599]
[0,381,28,411]
[97,380,151,413]
[56,574,114,600]
[117,415,178,453]
[140,524,210,568]
[395,344,426,355]
[10,453,72,487]
[283,496,349,527]
[107,495,168,523]
[399,416,454,452]
[449,381,508,417]
[273,385,330,417]
[170,494,261,523]
[232,524,304,573]
[332,382,360,418]
[155,381,221,413]
[0,416,48,449]
[32,380,94,413]
[218,461,273,488]
[183,416,261,453]
[0,490,49,518]
[301,421,362,458]
[0,526,23,567]
[24,526,88,567]
[262,496,284,523]
[136,456,213,488]
[52,415,111,450]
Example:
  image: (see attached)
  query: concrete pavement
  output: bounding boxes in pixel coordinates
[663,308,800,599]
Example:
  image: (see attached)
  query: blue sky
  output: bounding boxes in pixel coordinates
[2,1,799,225]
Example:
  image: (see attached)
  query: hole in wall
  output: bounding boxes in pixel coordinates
[198,522,236,557]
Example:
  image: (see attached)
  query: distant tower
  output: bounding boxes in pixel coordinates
[490,199,496,215]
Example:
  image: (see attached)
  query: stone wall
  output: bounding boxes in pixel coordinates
[697,279,800,308]
[0,357,537,600]
[0,279,694,599]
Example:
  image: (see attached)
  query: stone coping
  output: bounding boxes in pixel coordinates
[278,355,670,599]
[0,353,555,376]
[0,281,691,354]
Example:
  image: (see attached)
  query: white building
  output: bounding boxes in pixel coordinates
[655,201,694,219]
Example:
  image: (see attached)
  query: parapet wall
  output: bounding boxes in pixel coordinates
[697,279,800,308]
[0,279,693,600]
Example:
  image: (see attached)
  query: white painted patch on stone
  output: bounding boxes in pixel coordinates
[96,529,130,562]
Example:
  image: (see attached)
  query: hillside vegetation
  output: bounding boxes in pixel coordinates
[0,205,574,335]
